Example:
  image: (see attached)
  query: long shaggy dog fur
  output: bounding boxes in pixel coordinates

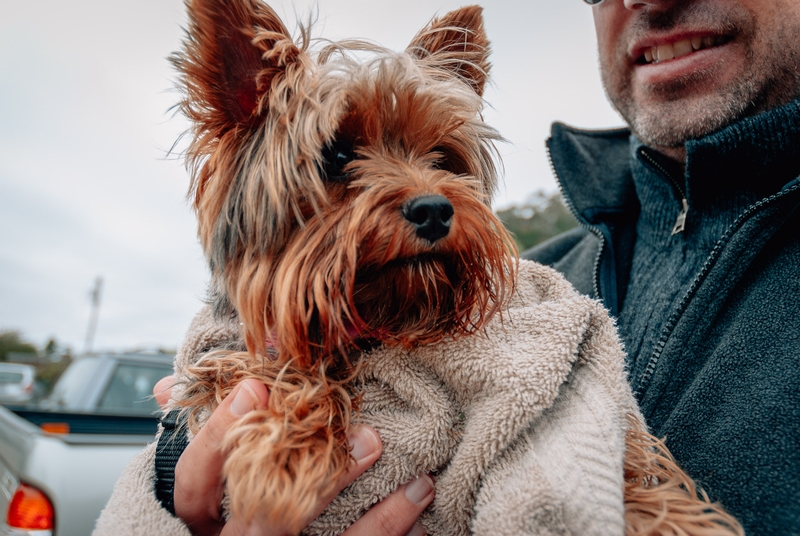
[171,1,743,534]
[624,416,743,536]
[174,1,513,530]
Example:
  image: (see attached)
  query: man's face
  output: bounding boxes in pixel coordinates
[594,0,800,151]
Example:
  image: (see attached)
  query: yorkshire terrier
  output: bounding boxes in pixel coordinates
[174,0,512,530]
[170,0,743,534]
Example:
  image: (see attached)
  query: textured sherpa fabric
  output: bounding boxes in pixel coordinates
[93,441,192,536]
[95,260,638,536]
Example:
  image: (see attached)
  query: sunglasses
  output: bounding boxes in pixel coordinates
[583,0,606,4]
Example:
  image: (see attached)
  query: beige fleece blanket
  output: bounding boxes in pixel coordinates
[95,260,638,536]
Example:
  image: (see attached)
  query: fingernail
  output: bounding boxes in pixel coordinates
[404,523,426,536]
[405,475,434,504]
[230,382,258,416]
[348,426,380,462]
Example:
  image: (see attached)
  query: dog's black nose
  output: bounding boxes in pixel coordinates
[402,195,454,242]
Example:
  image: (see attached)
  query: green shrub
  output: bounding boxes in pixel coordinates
[497,191,578,252]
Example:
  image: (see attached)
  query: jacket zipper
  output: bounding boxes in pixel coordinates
[634,182,800,399]
[546,143,605,300]
[637,148,690,235]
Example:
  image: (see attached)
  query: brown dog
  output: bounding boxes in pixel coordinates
[170,1,743,534]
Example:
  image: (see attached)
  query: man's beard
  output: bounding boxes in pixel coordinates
[601,2,800,148]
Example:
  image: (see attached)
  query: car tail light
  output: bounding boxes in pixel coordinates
[39,422,70,435]
[6,482,54,530]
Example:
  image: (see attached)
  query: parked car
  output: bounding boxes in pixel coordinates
[40,353,172,416]
[0,363,36,405]
[0,352,173,536]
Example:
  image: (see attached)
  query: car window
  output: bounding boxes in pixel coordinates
[96,363,172,415]
[0,373,24,384]
[48,357,100,409]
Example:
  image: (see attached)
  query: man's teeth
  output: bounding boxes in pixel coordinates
[643,36,723,63]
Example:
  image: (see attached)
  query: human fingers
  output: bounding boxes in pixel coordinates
[335,426,383,492]
[341,474,434,536]
[153,375,176,409]
[313,425,383,515]
[174,379,269,536]
[219,425,383,536]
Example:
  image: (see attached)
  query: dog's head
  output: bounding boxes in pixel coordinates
[175,0,517,366]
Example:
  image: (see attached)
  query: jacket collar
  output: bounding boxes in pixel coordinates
[546,124,636,227]
[686,98,800,205]
[547,97,800,226]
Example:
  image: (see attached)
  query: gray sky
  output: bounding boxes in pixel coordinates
[0,0,623,353]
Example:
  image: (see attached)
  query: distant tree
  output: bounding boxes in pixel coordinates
[0,331,38,362]
[36,355,73,393]
[496,191,578,252]
[44,338,58,356]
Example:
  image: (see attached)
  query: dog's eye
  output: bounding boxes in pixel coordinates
[321,140,356,182]
[431,146,449,170]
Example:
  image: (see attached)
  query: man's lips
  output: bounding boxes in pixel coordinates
[628,32,737,86]
[631,33,733,65]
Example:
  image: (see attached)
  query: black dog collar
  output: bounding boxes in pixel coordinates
[154,409,189,516]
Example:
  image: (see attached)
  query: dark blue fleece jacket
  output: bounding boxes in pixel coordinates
[525,99,800,535]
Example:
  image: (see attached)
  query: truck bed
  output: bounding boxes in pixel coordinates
[0,405,160,536]
[8,407,158,437]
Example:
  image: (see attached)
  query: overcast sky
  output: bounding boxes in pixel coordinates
[0,0,623,353]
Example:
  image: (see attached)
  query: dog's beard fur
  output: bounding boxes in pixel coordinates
[172,0,515,530]
[266,164,512,361]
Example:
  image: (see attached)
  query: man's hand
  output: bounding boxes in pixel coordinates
[153,376,433,536]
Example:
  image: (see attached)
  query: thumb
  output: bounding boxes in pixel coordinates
[174,379,269,533]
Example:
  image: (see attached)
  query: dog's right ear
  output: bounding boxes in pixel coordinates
[174,0,300,137]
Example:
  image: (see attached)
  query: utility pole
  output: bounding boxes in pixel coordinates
[84,276,103,355]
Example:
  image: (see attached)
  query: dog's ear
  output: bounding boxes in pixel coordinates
[406,5,490,96]
[174,0,301,136]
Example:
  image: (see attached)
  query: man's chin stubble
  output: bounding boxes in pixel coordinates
[620,71,800,149]
[609,66,757,148]
[608,39,800,150]
[623,92,752,148]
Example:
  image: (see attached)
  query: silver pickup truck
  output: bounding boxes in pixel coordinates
[0,353,173,536]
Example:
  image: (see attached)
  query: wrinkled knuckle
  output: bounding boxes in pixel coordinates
[203,420,228,449]
[175,484,221,526]
[205,502,223,524]
[176,486,197,509]
[174,464,201,513]
[371,502,409,536]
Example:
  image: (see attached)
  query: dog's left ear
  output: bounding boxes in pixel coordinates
[406,5,490,96]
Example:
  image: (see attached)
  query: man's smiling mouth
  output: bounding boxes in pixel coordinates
[639,35,732,64]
